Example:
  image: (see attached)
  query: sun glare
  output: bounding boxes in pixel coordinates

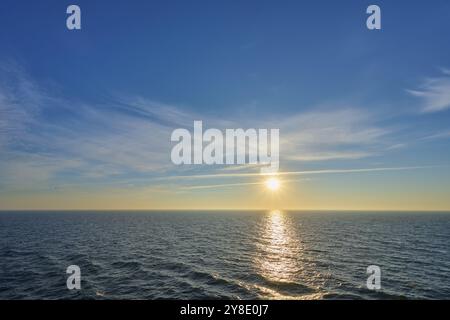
[265,177,280,191]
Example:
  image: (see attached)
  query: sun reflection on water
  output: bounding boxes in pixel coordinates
[256,210,300,283]
[252,210,325,299]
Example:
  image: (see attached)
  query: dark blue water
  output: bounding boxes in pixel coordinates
[0,211,449,299]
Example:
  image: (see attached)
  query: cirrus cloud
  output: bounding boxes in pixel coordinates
[408,68,450,113]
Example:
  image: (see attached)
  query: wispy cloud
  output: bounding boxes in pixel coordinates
[420,130,450,141]
[275,108,390,162]
[0,62,411,192]
[441,68,450,76]
[0,65,181,190]
[408,69,450,113]
[0,62,48,149]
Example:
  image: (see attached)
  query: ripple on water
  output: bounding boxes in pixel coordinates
[0,211,449,299]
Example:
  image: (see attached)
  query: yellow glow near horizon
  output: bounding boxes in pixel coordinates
[265,177,281,191]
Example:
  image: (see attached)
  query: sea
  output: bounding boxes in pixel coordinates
[0,211,449,299]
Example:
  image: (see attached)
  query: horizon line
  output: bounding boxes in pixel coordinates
[1,209,450,213]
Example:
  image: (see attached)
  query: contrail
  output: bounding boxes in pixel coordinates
[158,165,438,181]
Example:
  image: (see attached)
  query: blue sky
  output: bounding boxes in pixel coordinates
[1,0,450,209]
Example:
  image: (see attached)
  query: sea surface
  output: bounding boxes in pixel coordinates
[0,211,449,299]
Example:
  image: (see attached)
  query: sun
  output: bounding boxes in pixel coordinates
[265,177,280,191]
